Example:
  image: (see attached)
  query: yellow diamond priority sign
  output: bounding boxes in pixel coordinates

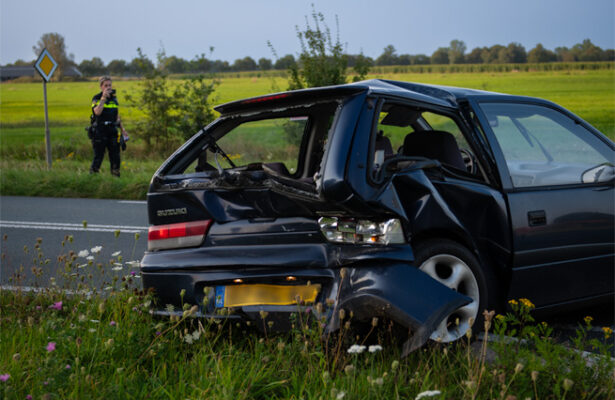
[35,48,58,82]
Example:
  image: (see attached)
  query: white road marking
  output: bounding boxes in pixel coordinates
[118,200,147,204]
[0,220,147,233]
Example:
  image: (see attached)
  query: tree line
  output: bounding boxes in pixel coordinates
[5,33,613,80]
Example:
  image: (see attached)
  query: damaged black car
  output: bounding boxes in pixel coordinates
[141,79,614,354]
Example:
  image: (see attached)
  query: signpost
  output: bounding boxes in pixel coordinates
[34,48,58,169]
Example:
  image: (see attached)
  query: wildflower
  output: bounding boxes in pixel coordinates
[78,250,89,258]
[184,335,193,344]
[563,378,574,391]
[112,266,123,271]
[508,299,518,306]
[519,298,535,309]
[344,364,355,374]
[26,395,33,400]
[584,316,593,325]
[368,344,383,353]
[372,317,379,327]
[531,371,539,382]
[322,371,330,381]
[336,391,346,400]
[259,310,269,320]
[49,301,63,311]
[415,390,441,400]
[130,271,137,276]
[602,326,613,339]
[514,363,524,374]
[391,360,400,371]
[374,377,384,386]
[90,319,100,323]
[12,353,20,361]
[46,342,56,352]
[109,321,116,327]
[91,246,102,254]
[0,374,9,382]
[339,308,346,320]
[347,344,366,354]
[65,364,71,370]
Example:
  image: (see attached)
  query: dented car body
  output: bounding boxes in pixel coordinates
[141,80,614,353]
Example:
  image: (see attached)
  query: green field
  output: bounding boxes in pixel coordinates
[0,69,613,199]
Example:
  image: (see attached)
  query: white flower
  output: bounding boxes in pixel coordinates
[415,390,442,400]
[86,255,94,261]
[104,286,113,291]
[112,251,121,257]
[336,391,346,399]
[88,328,96,333]
[368,345,383,353]
[126,260,141,267]
[112,266,123,271]
[90,319,100,323]
[91,246,103,254]
[347,344,366,354]
[78,250,89,258]
[191,330,201,341]
[184,335,193,344]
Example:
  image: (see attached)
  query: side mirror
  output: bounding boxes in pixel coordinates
[582,163,615,183]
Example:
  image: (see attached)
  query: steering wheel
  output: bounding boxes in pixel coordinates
[459,148,477,174]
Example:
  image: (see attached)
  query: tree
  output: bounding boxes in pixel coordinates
[190,54,211,73]
[352,52,372,82]
[481,45,504,64]
[498,42,527,63]
[128,49,155,76]
[78,57,105,76]
[126,49,218,154]
[466,47,485,64]
[287,7,348,89]
[572,39,603,61]
[412,54,430,65]
[527,44,556,63]
[273,54,296,70]
[32,32,74,80]
[232,56,257,71]
[107,59,128,76]
[431,47,449,64]
[376,45,399,66]
[160,55,189,74]
[258,57,273,70]
[448,40,466,64]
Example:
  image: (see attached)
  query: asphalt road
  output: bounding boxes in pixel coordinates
[0,196,148,288]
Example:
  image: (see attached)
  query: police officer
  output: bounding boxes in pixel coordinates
[90,75,128,176]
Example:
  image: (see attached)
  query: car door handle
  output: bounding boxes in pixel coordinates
[528,210,547,227]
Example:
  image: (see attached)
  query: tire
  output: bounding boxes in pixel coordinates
[415,239,498,343]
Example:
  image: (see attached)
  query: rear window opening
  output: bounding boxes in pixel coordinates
[160,101,340,192]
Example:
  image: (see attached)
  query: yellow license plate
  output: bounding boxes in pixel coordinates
[216,284,321,307]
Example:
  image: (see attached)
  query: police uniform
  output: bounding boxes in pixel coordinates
[90,92,121,176]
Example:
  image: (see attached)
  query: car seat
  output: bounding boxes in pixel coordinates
[402,130,466,170]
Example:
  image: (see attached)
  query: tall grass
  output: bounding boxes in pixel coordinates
[1,234,613,399]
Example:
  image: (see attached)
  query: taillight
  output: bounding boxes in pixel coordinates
[148,220,212,251]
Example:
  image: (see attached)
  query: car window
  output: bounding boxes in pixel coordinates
[213,116,308,173]
[371,102,475,178]
[480,102,612,188]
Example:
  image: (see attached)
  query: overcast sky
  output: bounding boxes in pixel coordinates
[1,0,614,65]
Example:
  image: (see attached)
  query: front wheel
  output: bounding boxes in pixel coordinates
[416,239,498,343]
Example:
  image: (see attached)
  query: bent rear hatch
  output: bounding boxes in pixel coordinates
[145,86,370,252]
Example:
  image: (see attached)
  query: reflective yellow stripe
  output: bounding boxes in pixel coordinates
[92,101,118,108]
[223,284,321,307]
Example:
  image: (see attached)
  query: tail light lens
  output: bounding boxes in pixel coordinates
[148,220,212,251]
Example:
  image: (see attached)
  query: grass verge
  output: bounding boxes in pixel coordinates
[1,236,613,399]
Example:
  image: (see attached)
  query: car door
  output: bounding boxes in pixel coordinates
[474,100,614,307]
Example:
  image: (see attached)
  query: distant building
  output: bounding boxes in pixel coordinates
[0,65,83,81]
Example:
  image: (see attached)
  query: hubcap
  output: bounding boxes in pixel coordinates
[419,254,479,342]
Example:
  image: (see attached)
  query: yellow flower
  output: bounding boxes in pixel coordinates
[584,316,593,325]
[602,327,613,339]
[508,299,518,306]
[496,314,505,321]
[519,298,535,309]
